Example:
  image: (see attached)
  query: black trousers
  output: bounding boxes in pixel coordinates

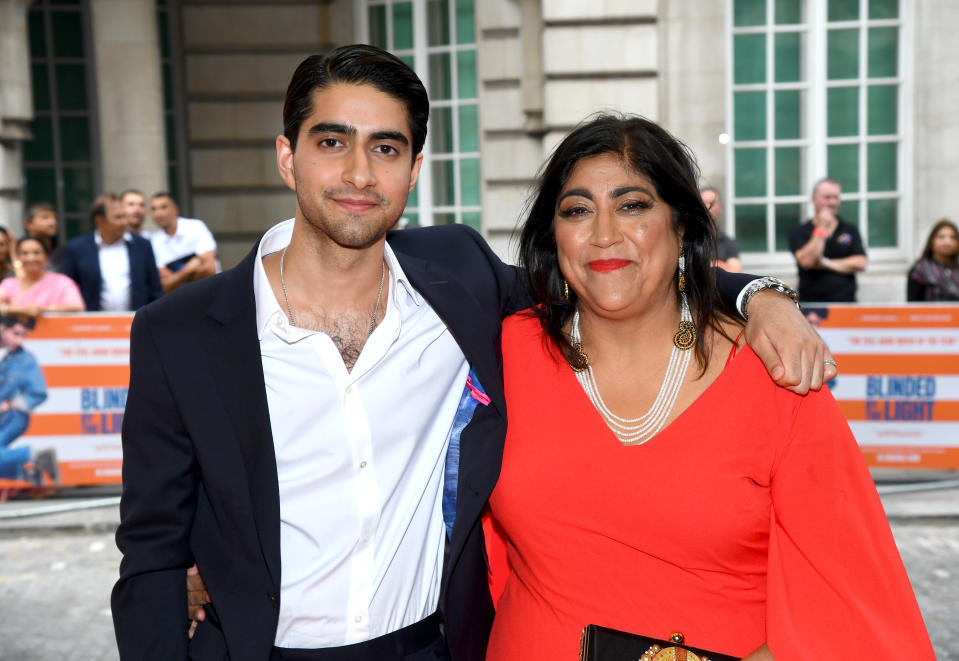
[269,612,449,661]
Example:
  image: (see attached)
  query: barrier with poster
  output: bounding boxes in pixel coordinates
[808,304,959,469]
[0,313,130,494]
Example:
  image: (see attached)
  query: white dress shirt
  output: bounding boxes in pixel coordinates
[253,219,468,648]
[95,231,132,311]
[151,217,217,269]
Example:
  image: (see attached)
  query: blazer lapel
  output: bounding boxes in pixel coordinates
[202,244,281,587]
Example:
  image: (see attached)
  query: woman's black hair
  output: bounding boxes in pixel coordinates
[17,235,48,256]
[518,113,735,373]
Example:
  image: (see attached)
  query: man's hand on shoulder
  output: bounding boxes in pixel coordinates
[744,290,837,394]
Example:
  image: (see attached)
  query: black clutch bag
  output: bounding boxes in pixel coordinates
[579,625,740,661]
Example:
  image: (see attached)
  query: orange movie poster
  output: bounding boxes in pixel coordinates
[807,304,959,469]
[0,314,130,495]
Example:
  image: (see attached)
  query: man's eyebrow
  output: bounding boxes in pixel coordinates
[306,122,356,137]
[370,130,410,147]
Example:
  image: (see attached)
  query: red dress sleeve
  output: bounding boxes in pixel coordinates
[765,386,935,659]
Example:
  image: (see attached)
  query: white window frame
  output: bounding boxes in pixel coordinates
[357,0,481,227]
[725,0,912,274]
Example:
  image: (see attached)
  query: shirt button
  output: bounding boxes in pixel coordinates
[275,316,283,326]
[354,615,362,623]
[345,385,353,395]
[359,461,367,468]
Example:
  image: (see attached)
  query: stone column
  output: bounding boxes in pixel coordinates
[89,0,166,196]
[0,0,34,235]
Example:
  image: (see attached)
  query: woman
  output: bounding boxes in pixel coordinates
[0,227,15,280]
[0,237,84,317]
[485,115,933,659]
[908,219,959,301]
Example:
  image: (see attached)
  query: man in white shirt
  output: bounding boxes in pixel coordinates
[148,192,218,293]
[61,194,163,312]
[112,45,832,661]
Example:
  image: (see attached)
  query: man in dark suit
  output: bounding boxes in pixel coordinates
[112,46,829,661]
[61,194,163,312]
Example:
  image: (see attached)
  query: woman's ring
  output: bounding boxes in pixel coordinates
[824,358,838,367]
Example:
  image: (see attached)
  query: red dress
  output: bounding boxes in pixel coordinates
[485,313,933,660]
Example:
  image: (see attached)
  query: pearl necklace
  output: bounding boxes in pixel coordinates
[279,245,385,338]
[570,298,693,446]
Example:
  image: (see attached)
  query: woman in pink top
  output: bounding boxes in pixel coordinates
[0,237,84,318]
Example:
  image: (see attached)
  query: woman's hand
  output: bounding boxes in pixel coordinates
[744,290,836,394]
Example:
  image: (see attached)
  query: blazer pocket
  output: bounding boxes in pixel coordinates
[188,604,229,661]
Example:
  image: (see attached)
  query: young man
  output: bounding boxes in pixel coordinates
[60,194,163,312]
[112,45,832,661]
[23,202,63,271]
[789,177,868,302]
[148,193,218,292]
[700,186,742,272]
[120,189,150,236]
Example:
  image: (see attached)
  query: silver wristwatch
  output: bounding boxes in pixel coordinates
[739,277,800,320]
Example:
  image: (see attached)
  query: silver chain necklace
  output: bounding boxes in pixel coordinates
[279,245,386,339]
[570,298,693,446]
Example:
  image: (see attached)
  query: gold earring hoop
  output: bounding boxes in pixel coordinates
[563,280,570,300]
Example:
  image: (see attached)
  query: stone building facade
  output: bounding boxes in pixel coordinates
[0,0,956,301]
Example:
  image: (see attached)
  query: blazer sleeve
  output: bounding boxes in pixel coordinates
[111,307,198,660]
[143,241,164,304]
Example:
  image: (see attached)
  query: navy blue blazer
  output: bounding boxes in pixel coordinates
[61,233,163,311]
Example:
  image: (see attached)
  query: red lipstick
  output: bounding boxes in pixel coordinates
[588,259,631,272]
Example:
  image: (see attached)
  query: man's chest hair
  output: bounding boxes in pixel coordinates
[294,307,375,371]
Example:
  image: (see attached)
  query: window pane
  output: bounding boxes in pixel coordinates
[734,204,767,252]
[433,212,455,225]
[867,85,897,135]
[65,215,85,240]
[25,117,54,162]
[867,142,897,191]
[63,166,94,213]
[734,91,765,141]
[775,204,802,251]
[869,0,898,19]
[828,144,860,192]
[32,63,50,111]
[400,54,414,70]
[459,105,478,152]
[430,106,453,153]
[774,32,802,82]
[162,63,173,109]
[827,29,859,79]
[429,53,452,100]
[427,0,451,46]
[52,11,84,57]
[775,0,802,24]
[457,50,477,98]
[165,114,176,160]
[56,64,88,110]
[735,148,766,197]
[733,35,766,84]
[25,167,57,207]
[460,158,480,206]
[401,211,419,227]
[868,27,898,78]
[29,11,46,57]
[775,90,802,139]
[462,211,481,230]
[407,181,419,208]
[368,5,387,48]
[59,116,91,161]
[456,0,475,44]
[868,198,897,246]
[157,9,170,58]
[432,159,455,206]
[828,0,859,21]
[393,2,414,50]
[733,0,766,26]
[168,165,179,204]
[775,147,802,196]
[838,199,859,227]
[827,87,858,137]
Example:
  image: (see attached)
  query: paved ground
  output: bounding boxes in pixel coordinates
[0,483,957,660]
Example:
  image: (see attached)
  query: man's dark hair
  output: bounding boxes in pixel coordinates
[121,188,145,200]
[518,113,733,375]
[150,192,178,206]
[1,314,36,331]
[283,45,429,158]
[89,193,121,226]
[24,202,56,223]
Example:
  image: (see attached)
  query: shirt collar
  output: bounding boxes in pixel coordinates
[94,230,132,247]
[253,219,421,341]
